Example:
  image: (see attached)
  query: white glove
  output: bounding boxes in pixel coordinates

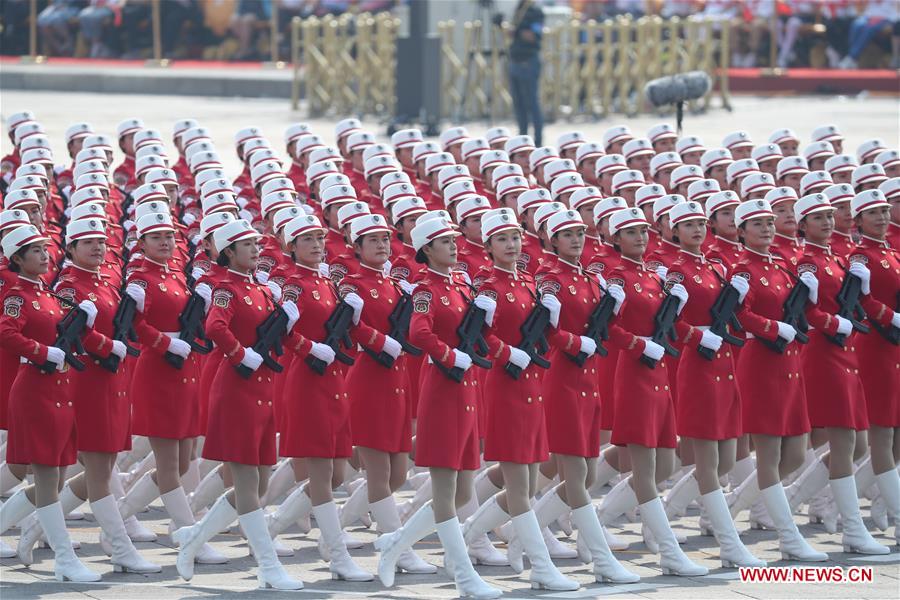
[607,284,626,315]
[596,272,608,289]
[182,213,197,227]
[310,342,336,365]
[452,349,473,371]
[848,262,871,295]
[125,283,146,312]
[195,283,212,312]
[267,281,282,302]
[382,335,402,359]
[730,275,750,303]
[46,346,66,370]
[776,321,797,344]
[473,294,497,326]
[167,337,192,359]
[237,196,250,209]
[191,234,202,247]
[641,338,665,362]
[541,294,561,328]
[110,340,127,360]
[382,259,392,278]
[318,263,330,277]
[799,271,818,304]
[282,300,300,333]
[343,292,364,325]
[507,346,531,370]
[255,270,270,284]
[78,299,98,328]
[191,266,204,281]
[699,329,723,352]
[668,283,689,314]
[240,347,264,372]
[656,265,668,280]
[399,280,417,294]
[892,312,900,329]
[64,207,72,218]
[238,208,254,221]
[835,315,852,336]
[579,336,597,357]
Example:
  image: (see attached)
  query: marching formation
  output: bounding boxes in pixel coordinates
[0,112,897,596]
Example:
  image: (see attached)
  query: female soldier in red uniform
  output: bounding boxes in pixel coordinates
[785,193,888,554]
[460,209,579,591]
[593,207,706,577]
[0,225,100,582]
[533,209,637,584]
[174,219,303,590]
[847,190,900,545]
[339,213,436,576]
[14,219,160,573]
[264,213,373,582]
[114,212,227,566]
[375,217,501,599]
[726,199,828,562]
[660,201,765,568]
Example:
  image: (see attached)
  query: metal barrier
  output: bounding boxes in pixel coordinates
[291,13,731,120]
[291,12,399,115]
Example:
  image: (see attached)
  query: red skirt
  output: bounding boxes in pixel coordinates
[802,332,869,430]
[483,365,549,464]
[197,348,225,436]
[130,349,201,439]
[544,351,603,457]
[347,353,412,453]
[414,362,480,471]
[737,339,810,437]
[675,343,742,440]
[279,357,352,459]
[856,327,900,427]
[611,356,677,448]
[0,349,18,430]
[202,362,277,466]
[272,352,295,434]
[598,349,619,430]
[6,364,77,466]
[71,360,131,453]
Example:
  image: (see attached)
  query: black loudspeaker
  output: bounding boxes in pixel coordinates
[390,0,441,136]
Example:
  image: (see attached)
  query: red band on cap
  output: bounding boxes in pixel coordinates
[612,217,646,231]
[484,222,519,238]
[738,209,775,222]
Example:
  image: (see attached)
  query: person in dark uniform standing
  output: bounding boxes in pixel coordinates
[506,0,545,146]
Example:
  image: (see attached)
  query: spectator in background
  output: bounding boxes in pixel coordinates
[1,0,31,56]
[161,0,202,57]
[78,0,122,58]
[120,0,153,58]
[507,0,545,147]
[840,0,898,68]
[37,0,87,56]
[230,0,271,60]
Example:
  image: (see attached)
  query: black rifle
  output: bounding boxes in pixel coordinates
[505,302,552,379]
[38,303,88,373]
[640,293,681,369]
[436,303,492,383]
[97,294,141,373]
[698,283,745,360]
[566,292,617,366]
[825,273,869,347]
[235,305,289,378]
[164,289,214,369]
[305,300,356,375]
[759,268,810,354]
[869,290,900,345]
[363,290,422,368]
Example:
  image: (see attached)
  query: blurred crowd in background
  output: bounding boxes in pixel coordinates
[1,0,897,68]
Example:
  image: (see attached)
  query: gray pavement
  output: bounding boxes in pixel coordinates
[2,483,899,599]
